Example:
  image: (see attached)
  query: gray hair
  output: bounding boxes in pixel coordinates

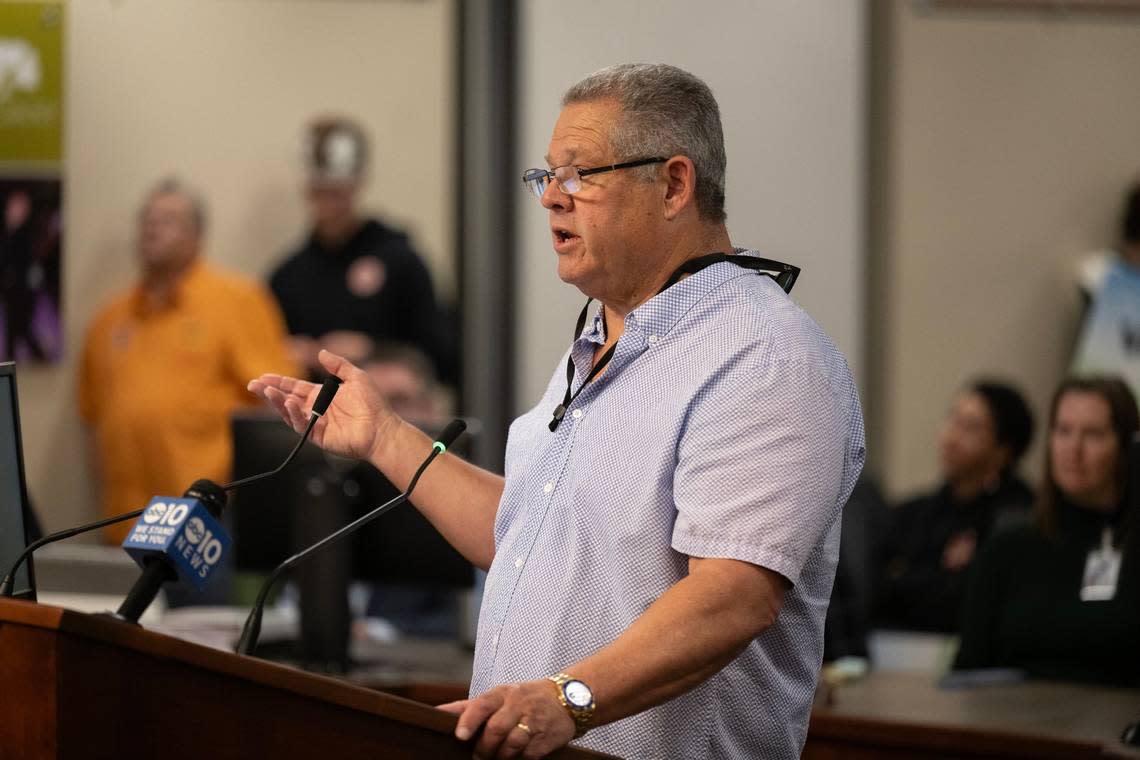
[144,177,207,235]
[562,63,726,223]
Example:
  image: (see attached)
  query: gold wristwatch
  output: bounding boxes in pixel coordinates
[547,672,596,737]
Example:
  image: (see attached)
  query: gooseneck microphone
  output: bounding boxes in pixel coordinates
[235,418,466,656]
[0,376,343,598]
[224,376,342,491]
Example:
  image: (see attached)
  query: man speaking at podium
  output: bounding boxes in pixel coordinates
[250,64,864,759]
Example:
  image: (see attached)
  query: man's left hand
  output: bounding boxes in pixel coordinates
[439,680,577,759]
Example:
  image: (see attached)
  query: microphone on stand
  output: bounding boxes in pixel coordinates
[0,376,343,599]
[114,479,231,623]
[235,418,466,656]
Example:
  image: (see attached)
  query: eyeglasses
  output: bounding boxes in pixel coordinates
[522,157,666,200]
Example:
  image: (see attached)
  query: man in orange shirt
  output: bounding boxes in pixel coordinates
[79,179,296,542]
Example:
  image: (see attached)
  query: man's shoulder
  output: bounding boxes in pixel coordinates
[355,218,425,266]
[729,266,818,323]
[196,262,276,304]
[701,269,850,381]
[358,217,410,244]
[896,488,943,514]
[85,286,137,337]
[269,244,317,283]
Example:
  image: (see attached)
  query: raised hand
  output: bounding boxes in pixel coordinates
[248,349,398,464]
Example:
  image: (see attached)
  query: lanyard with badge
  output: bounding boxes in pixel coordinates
[548,252,801,432]
[1080,526,1123,602]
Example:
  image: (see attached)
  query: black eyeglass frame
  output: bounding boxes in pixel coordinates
[522,157,667,196]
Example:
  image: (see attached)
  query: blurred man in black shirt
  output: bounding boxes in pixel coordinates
[269,117,454,383]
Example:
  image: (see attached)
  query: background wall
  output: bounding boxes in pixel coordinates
[873,0,1140,498]
[514,0,867,410]
[21,0,455,531]
[21,1,1140,532]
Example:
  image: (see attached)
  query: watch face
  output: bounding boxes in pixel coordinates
[564,680,593,708]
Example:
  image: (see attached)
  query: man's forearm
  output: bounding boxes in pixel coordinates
[567,557,787,725]
[369,418,503,570]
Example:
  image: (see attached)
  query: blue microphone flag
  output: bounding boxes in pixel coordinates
[121,497,231,590]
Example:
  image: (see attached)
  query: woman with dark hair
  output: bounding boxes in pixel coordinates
[875,380,1036,632]
[954,376,1140,686]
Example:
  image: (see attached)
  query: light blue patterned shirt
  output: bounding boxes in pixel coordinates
[471,251,865,759]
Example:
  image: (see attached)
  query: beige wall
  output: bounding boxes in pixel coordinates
[875,1,1140,498]
[21,0,454,532]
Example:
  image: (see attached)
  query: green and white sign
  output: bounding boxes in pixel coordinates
[0,1,62,164]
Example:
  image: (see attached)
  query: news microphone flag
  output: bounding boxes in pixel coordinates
[121,497,231,590]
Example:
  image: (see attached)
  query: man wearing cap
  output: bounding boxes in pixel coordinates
[268,117,454,383]
[251,65,864,758]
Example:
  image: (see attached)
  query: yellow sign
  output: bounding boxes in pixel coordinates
[0,1,63,163]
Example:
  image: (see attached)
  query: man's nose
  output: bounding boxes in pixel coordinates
[540,178,571,211]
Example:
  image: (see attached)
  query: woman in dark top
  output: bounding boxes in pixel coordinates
[876,381,1035,632]
[954,376,1140,687]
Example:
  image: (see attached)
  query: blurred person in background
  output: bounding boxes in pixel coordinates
[955,376,1140,686]
[875,380,1035,632]
[79,178,296,542]
[269,117,455,385]
[1072,180,1140,399]
[360,342,444,425]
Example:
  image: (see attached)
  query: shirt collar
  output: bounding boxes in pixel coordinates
[306,218,381,258]
[578,307,607,346]
[130,257,208,316]
[624,248,769,345]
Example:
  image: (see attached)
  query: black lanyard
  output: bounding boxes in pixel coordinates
[548,252,800,431]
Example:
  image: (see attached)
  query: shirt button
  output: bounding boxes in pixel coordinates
[543,482,554,494]
[647,334,659,344]
[492,634,499,647]
[514,556,524,569]
[571,409,583,420]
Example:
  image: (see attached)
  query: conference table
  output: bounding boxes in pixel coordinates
[341,642,1140,759]
[806,671,1140,759]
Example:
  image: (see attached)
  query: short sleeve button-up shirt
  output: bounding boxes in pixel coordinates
[471,251,865,759]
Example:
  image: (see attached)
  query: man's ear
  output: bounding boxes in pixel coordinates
[662,156,698,221]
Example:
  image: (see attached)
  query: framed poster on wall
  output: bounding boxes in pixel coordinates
[1,1,63,363]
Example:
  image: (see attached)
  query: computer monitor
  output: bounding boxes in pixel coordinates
[0,362,36,600]
[228,412,475,668]
[229,412,474,587]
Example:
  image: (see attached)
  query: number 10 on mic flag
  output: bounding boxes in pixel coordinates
[122,497,231,590]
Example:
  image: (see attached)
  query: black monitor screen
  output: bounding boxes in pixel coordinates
[230,414,473,589]
[0,363,34,599]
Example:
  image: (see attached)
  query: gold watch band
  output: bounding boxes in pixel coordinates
[547,672,596,737]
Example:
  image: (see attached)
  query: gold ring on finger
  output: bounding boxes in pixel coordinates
[516,722,531,735]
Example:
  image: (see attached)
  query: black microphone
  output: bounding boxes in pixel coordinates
[223,375,342,490]
[0,375,343,598]
[235,418,466,656]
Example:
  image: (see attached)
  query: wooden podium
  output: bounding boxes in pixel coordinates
[0,598,613,759]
